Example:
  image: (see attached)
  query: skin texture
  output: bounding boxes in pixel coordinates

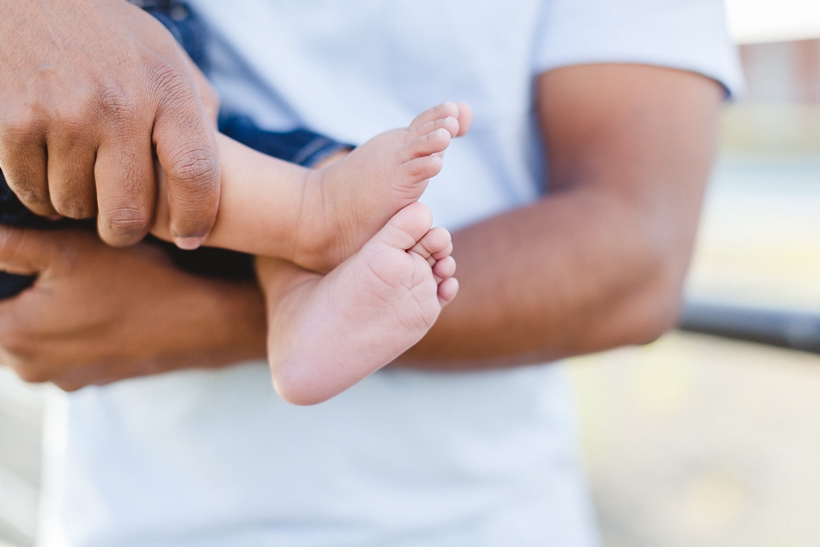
[0,63,723,387]
[155,103,469,404]
[400,64,724,368]
[0,227,266,391]
[0,0,221,249]
[150,102,471,274]
[258,203,458,405]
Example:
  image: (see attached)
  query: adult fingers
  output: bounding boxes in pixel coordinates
[153,81,220,250]
[94,120,156,246]
[46,124,98,219]
[0,120,58,217]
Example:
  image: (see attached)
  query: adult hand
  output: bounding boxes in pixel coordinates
[0,226,267,391]
[0,0,221,249]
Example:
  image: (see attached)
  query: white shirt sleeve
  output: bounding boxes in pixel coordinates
[534,0,745,97]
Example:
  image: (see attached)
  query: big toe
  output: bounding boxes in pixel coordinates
[398,126,453,163]
[408,102,460,132]
[455,102,473,137]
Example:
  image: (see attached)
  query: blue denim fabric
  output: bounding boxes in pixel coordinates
[218,114,350,168]
[147,1,351,167]
[0,1,350,299]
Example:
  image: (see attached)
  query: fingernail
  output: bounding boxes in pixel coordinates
[175,236,205,250]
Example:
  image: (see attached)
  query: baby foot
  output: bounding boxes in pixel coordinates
[260,202,458,405]
[293,102,471,273]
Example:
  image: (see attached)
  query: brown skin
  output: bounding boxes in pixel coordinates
[0,0,221,248]
[0,228,266,391]
[0,63,723,388]
[400,64,724,368]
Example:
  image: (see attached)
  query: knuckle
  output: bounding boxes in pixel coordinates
[164,145,219,190]
[0,112,41,143]
[51,102,92,136]
[146,61,219,192]
[94,80,138,124]
[54,199,96,220]
[13,184,51,207]
[100,206,151,239]
[145,57,189,100]
[51,184,97,219]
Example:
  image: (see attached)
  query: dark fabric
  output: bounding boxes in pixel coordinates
[148,0,352,167]
[0,1,351,299]
[218,114,350,168]
[0,181,95,297]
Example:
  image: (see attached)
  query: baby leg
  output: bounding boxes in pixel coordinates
[151,102,471,273]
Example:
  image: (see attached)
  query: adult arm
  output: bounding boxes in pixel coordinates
[399,63,724,369]
[0,227,266,391]
[0,0,220,248]
[0,63,721,389]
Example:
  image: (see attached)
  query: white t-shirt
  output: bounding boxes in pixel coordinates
[37,1,741,546]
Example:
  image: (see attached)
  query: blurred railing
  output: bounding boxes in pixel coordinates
[680,300,820,354]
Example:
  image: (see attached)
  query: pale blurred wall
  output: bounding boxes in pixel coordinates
[740,40,819,103]
[0,370,42,547]
[569,32,820,547]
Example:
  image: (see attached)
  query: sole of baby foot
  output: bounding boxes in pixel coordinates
[268,202,457,405]
[293,102,470,273]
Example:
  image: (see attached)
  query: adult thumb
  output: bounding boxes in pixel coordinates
[153,86,221,250]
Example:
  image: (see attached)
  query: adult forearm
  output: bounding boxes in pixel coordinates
[398,64,722,370]
[398,188,692,369]
[136,277,268,377]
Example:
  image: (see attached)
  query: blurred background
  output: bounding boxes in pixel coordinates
[2,1,820,546]
[571,1,820,546]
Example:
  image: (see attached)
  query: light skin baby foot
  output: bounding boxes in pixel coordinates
[293,101,472,272]
[258,202,458,406]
